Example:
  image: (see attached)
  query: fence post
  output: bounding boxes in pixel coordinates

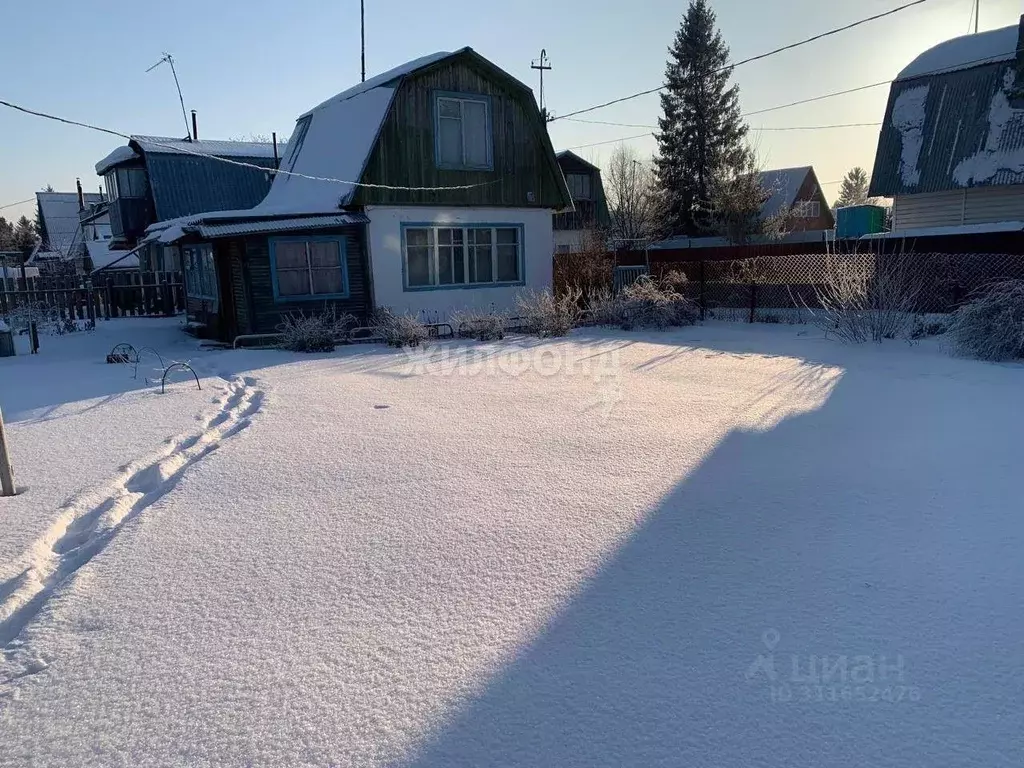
[162,274,174,317]
[0,406,15,497]
[699,260,706,321]
[748,282,757,324]
[105,278,114,319]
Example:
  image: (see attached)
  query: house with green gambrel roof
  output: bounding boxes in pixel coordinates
[870,17,1024,236]
[145,47,572,342]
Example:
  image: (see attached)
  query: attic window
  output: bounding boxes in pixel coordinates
[435,93,493,171]
[566,173,592,201]
[793,200,821,218]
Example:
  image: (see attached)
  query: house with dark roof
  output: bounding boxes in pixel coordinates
[869,17,1024,238]
[146,47,572,342]
[94,135,280,270]
[553,151,610,253]
[757,167,834,232]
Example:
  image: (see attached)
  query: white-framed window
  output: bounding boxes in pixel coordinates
[403,225,522,290]
[793,200,821,218]
[566,173,592,201]
[183,243,217,302]
[435,93,492,170]
[269,237,349,301]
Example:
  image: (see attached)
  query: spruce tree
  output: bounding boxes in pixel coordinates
[835,167,870,208]
[655,0,748,236]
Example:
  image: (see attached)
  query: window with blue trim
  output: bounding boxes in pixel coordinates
[435,94,492,170]
[404,226,521,289]
[183,243,217,302]
[271,238,348,300]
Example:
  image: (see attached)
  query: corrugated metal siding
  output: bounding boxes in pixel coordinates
[242,227,371,334]
[870,60,1024,197]
[354,55,571,209]
[145,153,276,221]
[894,186,1024,228]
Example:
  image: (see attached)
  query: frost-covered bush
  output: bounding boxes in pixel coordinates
[617,276,699,330]
[372,308,429,347]
[452,308,506,341]
[947,280,1024,361]
[809,254,919,343]
[516,288,582,337]
[908,315,949,340]
[278,308,356,352]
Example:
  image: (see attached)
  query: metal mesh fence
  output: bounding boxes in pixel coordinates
[651,252,1024,320]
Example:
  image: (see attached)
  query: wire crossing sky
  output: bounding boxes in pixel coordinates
[1,0,1022,216]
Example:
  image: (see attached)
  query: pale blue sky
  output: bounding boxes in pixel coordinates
[2,0,1022,222]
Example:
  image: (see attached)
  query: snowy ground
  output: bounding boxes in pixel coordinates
[0,318,1022,766]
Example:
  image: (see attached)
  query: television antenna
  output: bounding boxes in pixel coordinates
[531,49,552,121]
[146,53,193,140]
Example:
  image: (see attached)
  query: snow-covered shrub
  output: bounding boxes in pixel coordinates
[452,308,506,341]
[808,254,919,343]
[587,287,623,327]
[908,315,949,340]
[516,288,582,337]
[947,280,1024,361]
[372,308,429,347]
[277,308,355,353]
[617,276,699,330]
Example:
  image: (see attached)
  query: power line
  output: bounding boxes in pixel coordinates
[561,117,881,130]
[0,98,499,193]
[549,0,937,122]
[0,198,35,212]
[743,81,891,118]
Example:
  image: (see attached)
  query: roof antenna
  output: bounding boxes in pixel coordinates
[973,0,978,34]
[146,53,193,141]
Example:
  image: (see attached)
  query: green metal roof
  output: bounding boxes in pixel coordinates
[144,151,276,222]
[869,58,1024,197]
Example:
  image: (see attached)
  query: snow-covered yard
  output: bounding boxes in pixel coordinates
[1,318,1022,767]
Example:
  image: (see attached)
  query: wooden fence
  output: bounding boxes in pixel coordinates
[0,272,185,322]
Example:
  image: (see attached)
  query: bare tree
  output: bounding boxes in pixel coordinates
[229,134,288,144]
[604,145,663,244]
[709,152,796,245]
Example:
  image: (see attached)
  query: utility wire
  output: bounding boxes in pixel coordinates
[0,198,35,212]
[562,117,881,130]
[560,44,1024,150]
[0,99,499,193]
[549,0,937,122]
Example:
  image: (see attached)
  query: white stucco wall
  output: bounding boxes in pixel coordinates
[365,206,554,318]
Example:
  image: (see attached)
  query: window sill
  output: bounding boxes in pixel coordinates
[435,163,494,172]
[404,281,525,293]
[272,292,351,304]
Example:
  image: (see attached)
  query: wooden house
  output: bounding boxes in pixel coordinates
[869,18,1024,237]
[757,167,835,232]
[146,47,572,342]
[553,151,611,253]
[94,135,279,272]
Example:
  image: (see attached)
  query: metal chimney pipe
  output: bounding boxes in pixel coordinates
[191,109,198,141]
[272,131,279,168]
[76,178,85,211]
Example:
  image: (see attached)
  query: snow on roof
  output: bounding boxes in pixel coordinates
[132,136,279,159]
[35,191,105,254]
[896,24,1020,81]
[757,167,811,219]
[145,49,471,227]
[299,50,458,118]
[95,145,140,175]
[85,239,139,270]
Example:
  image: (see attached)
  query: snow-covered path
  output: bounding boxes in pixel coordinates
[1,323,1022,766]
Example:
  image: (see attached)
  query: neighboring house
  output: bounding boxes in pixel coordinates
[145,47,571,342]
[34,190,105,261]
[870,18,1024,234]
[758,166,835,232]
[94,135,280,270]
[553,150,610,253]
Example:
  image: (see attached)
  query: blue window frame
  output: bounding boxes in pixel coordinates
[183,243,217,303]
[400,223,525,292]
[269,236,350,302]
[433,91,494,171]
